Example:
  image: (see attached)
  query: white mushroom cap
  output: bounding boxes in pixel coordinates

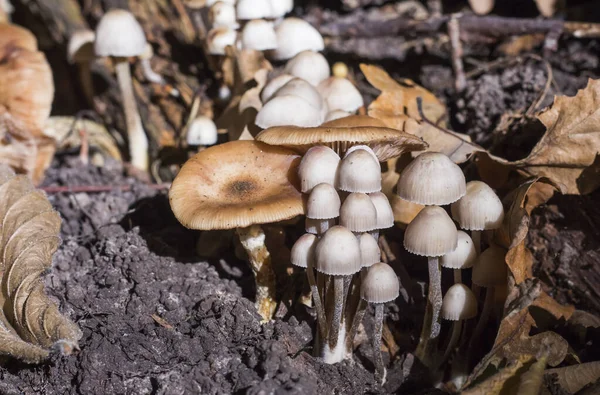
[441,283,478,321]
[291,233,317,269]
[68,29,96,63]
[324,110,351,122]
[404,206,458,257]
[272,78,325,112]
[451,181,504,231]
[255,95,323,128]
[469,0,495,15]
[241,19,277,51]
[209,2,239,29]
[361,262,400,303]
[307,183,341,219]
[359,233,381,268]
[344,145,380,167]
[206,27,237,55]
[261,74,295,103]
[337,149,381,193]
[95,9,147,57]
[315,226,362,276]
[317,77,364,113]
[268,0,293,18]
[397,152,466,206]
[298,146,340,193]
[305,217,336,235]
[186,116,218,146]
[236,0,272,20]
[284,50,330,87]
[339,193,378,232]
[206,0,235,5]
[472,245,507,287]
[272,18,325,60]
[440,230,477,269]
[369,192,395,229]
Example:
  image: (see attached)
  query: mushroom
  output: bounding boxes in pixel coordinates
[469,0,494,15]
[317,76,364,113]
[284,50,330,86]
[297,145,340,193]
[267,0,293,19]
[260,74,295,102]
[440,230,477,283]
[169,140,304,322]
[270,78,326,115]
[241,20,277,51]
[404,206,458,343]
[139,43,165,85]
[306,183,341,235]
[325,110,351,122]
[440,283,478,364]
[451,180,504,255]
[360,262,400,383]
[314,225,361,363]
[209,1,239,29]
[256,115,427,161]
[236,0,272,20]
[332,62,349,79]
[368,191,394,240]
[206,26,237,55]
[185,115,218,146]
[255,95,323,128]
[67,29,96,106]
[337,149,382,193]
[272,18,324,60]
[339,193,378,233]
[94,9,149,171]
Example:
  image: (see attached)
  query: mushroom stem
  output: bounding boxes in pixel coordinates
[78,62,95,106]
[115,59,149,171]
[346,298,367,354]
[141,58,165,84]
[306,261,327,339]
[468,286,495,358]
[236,225,277,323]
[471,230,481,256]
[328,276,345,349]
[428,256,443,338]
[441,320,462,365]
[453,269,462,284]
[373,303,386,384]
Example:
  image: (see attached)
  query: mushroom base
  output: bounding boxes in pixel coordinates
[318,324,348,364]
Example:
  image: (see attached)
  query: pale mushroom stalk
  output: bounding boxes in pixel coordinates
[442,320,462,364]
[469,286,494,351]
[428,257,443,338]
[140,58,165,84]
[236,225,277,323]
[78,62,95,106]
[372,303,386,382]
[328,276,345,349]
[345,297,367,353]
[114,58,149,171]
[453,269,462,283]
[306,260,327,339]
[471,230,481,255]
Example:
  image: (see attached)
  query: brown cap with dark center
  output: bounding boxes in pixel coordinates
[255,115,427,161]
[169,140,304,230]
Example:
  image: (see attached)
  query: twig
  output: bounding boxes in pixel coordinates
[448,15,466,92]
[40,183,170,194]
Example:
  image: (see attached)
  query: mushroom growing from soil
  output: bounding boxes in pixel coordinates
[67,29,96,106]
[360,262,400,383]
[440,283,478,364]
[440,230,477,283]
[169,140,304,322]
[94,9,149,171]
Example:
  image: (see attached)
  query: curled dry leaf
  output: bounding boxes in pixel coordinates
[480,79,600,195]
[361,63,483,163]
[462,355,534,395]
[0,165,82,363]
[545,361,600,394]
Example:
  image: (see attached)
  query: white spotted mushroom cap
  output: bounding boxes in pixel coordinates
[317,77,364,113]
[94,9,147,58]
[241,19,277,51]
[337,149,381,193]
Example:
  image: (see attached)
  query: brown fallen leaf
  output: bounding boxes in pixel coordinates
[481,79,600,195]
[0,165,82,363]
[461,355,535,395]
[545,361,600,394]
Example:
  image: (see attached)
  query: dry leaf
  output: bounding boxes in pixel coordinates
[482,79,600,195]
[0,165,81,363]
[545,362,600,394]
[462,355,534,395]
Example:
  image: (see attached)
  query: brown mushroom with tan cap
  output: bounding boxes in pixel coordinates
[67,29,96,106]
[440,284,478,364]
[451,180,504,255]
[95,9,149,171]
[169,140,304,322]
[257,115,427,161]
[440,230,477,283]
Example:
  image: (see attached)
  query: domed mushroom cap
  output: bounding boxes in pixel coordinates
[397,152,466,206]
[169,140,304,230]
[369,192,395,229]
[284,50,330,86]
[291,233,317,269]
[236,0,272,20]
[317,77,364,112]
[307,183,341,219]
[440,230,477,269]
[261,74,295,103]
[404,206,458,257]
[241,19,277,51]
[337,149,381,193]
[441,283,478,321]
[255,95,323,129]
[325,110,351,122]
[451,181,504,231]
[256,115,427,161]
[361,262,399,303]
[186,116,218,146]
[268,0,293,18]
[472,245,508,287]
[67,29,96,63]
[272,18,324,60]
[94,9,147,57]
[298,145,340,193]
[271,78,325,111]
[359,233,381,268]
[469,0,494,15]
[0,23,38,52]
[315,226,361,275]
[207,27,237,55]
[209,1,238,29]
[340,193,378,232]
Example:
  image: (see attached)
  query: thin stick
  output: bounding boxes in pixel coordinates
[448,16,466,92]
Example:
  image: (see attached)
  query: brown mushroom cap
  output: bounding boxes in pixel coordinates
[169,140,304,230]
[0,23,38,52]
[255,115,427,161]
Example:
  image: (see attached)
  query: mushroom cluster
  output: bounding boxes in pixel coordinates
[291,143,399,380]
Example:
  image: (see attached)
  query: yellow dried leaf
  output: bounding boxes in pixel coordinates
[0,164,82,364]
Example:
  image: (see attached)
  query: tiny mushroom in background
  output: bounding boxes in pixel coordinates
[451,180,504,255]
[139,43,165,85]
[236,0,272,20]
[272,17,324,60]
[67,29,96,106]
[270,78,327,116]
[317,76,364,113]
[260,73,295,102]
[169,140,304,322]
[94,9,149,171]
[468,0,494,15]
[440,283,478,364]
[209,1,239,29]
[241,19,277,51]
[206,26,237,55]
[185,115,218,146]
[332,62,349,78]
[256,94,323,128]
[440,230,477,283]
[284,50,330,86]
[360,262,400,383]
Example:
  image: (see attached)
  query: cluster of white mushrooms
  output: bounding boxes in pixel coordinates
[290,144,399,382]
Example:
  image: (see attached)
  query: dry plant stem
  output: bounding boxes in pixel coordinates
[448,16,466,92]
[469,287,495,357]
[115,59,149,171]
[328,276,345,349]
[306,263,327,339]
[346,298,367,353]
[78,63,95,107]
[236,225,277,323]
[373,304,385,383]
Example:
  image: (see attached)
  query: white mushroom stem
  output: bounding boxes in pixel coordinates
[469,286,495,351]
[428,257,443,338]
[306,262,327,339]
[471,230,481,255]
[454,269,462,283]
[328,276,345,349]
[236,225,277,323]
[345,298,366,353]
[140,58,165,84]
[373,303,386,384]
[77,62,95,106]
[441,320,462,365]
[115,59,149,171]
